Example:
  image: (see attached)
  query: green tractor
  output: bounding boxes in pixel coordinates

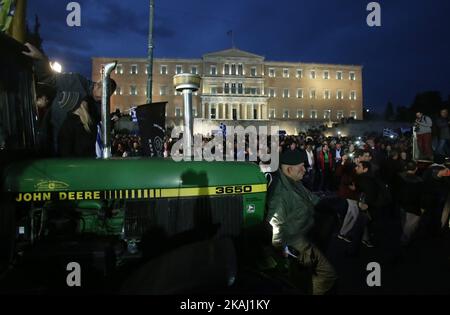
[0,33,299,294]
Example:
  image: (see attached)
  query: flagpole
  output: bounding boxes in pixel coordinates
[147,0,155,104]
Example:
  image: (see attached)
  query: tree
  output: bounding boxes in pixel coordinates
[410,91,443,117]
[384,101,395,121]
[395,106,413,122]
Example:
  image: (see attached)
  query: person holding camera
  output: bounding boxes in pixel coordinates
[414,111,433,160]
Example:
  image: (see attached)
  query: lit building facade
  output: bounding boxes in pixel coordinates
[92,48,363,134]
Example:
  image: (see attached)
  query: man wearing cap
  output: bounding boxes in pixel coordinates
[267,149,337,295]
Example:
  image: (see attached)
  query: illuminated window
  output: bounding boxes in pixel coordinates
[323,70,330,80]
[350,111,357,119]
[131,65,138,75]
[283,68,289,78]
[350,91,357,100]
[310,70,316,79]
[269,88,276,97]
[324,110,331,120]
[269,68,275,77]
[283,109,289,119]
[210,65,217,75]
[159,86,167,96]
[238,83,243,94]
[337,90,344,100]
[336,71,343,80]
[349,71,356,80]
[238,64,243,75]
[224,83,230,94]
[160,65,167,75]
[283,88,289,98]
[114,86,122,96]
[297,89,304,99]
[337,110,344,119]
[251,67,257,76]
[115,64,123,75]
[296,69,303,78]
[191,66,198,75]
[310,110,318,119]
[130,85,138,96]
[175,107,182,117]
[269,108,276,119]
[324,90,331,100]
[176,65,183,74]
[310,89,316,99]
[297,110,304,119]
[224,64,230,75]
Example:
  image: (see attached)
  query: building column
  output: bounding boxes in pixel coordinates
[244,104,248,120]
[237,104,241,120]
[221,103,225,120]
[202,102,205,119]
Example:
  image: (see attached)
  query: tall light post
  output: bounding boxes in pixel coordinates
[146,0,155,104]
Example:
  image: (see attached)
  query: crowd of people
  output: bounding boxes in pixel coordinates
[266,130,450,294]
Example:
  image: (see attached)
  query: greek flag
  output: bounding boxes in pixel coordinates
[96,123,103,158]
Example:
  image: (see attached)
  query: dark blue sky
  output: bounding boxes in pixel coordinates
[27,0,450,112]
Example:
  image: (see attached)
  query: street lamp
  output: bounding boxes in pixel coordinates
[50,61,62,73]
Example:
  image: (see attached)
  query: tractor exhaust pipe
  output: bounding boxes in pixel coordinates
[173,74,201,158]
[101,61,117,159]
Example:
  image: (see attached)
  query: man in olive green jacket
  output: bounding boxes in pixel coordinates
[267,149,337,295]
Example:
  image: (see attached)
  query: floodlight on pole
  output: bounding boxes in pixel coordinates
[50,62,62,73]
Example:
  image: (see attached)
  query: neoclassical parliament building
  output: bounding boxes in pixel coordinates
[92,48,363,134]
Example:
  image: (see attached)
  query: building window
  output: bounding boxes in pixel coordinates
[238,64,243,75]
[231,64,236,75]
[231,83,236,94]
[269,88,276,97]
[324,110,331,120]
[210,87,217,94]
[224,83,230,94]
[115,64,123,75]
[176,65,183,74]
[283,68,289,78]
[310,70,316,79]
[210,65,217,75]
[283,88,289,98]
[310,89,316,99]
[350,91,357,100]
[336,71,343,80]
[131,65,138,75]
[297,110,304,119]
[211,107,217,119]
[324,90,331,100]
[337,90,344,100]
[160,65,168,75]
[349,71,356,81]
[269,68,275,77]
[193,107,198,118]
[114,86,122,96]
[238,83,243,94]
[175,107,182,117]
[251,67,257,76]
[296,69,303,78]
[159,86,167,96]
[337,110,344,119]
[323,70,330,80]
[224,64,230,75]
[297,89,304,99]
[310,110,318,119]
[283,109,289,119]
[130,85,138,96]
[350,111,357,119]
[269,108,276,119]
[191,66,198,75]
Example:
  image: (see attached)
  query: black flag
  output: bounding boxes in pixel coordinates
[136,102,167,157]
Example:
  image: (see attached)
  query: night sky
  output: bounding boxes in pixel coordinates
[27,0,450,113]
